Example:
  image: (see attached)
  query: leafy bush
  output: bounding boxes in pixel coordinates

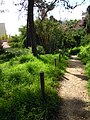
[19,54,34,63]
[78,45,90,64]
[79,44,90,95]
[0,86,60,120]
[85,62,90,95]
[81,34,90,45]
[9,33,25,48]
[0,48,32,63]
[69,47,80,55]
[37,45,45,55]
[85,62,90,78]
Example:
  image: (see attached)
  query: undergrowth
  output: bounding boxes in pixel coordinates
[0,50,68,120]
[79,45,90,96]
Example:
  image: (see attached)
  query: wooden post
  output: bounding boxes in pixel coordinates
[59,54,61,62]
[40,72,45,98]
[54,58,56,67]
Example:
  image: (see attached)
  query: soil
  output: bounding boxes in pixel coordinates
[58,55,90,120]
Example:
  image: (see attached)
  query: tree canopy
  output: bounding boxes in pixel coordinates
[0,0,86,56]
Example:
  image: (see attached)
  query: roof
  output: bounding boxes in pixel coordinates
[0,23,6,36]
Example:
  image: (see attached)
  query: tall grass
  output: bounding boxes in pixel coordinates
[0,52,68,120]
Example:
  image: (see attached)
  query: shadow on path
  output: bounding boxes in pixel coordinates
[66,71,88,81]
[68,59,83,68]
[59,98,90,120]
[58,56,90,120]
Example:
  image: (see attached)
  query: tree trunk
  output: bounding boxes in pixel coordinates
[27,13,31,47]
[24,15,29,48]
[28,0,37,56]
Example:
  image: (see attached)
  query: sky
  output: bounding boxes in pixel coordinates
[0,0,90,36]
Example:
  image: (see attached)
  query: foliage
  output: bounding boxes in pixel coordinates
[81,34,90,45]
[9,19,85,54]
[79,44,90,95]
[0,51,68,120]
[69,47,80,55]
[9,35,23,48]
[37,45,45,55]
[85,62,90,95]
[83,5,90,34]
[79,6,90,94]
[79,45,90,64]
[35,19,63,53]
[0,48,32,63]
[64,19,78,28]
[9,26,26,48]
[63,21,85,49]
[35,19,80,53]
[0,34,8,40]
[72,28,85,46]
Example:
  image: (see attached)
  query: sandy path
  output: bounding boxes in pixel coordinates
[58,55,90,120]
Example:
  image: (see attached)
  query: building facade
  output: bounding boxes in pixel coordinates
[0,23,6,37]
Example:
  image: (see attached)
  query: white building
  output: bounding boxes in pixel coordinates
[0,23,6,37]
[0,23,10,48]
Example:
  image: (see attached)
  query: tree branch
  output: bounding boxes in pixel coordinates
[60,0,85,9]
[13,0,85,20]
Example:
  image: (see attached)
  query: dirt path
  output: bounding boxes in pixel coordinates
[58,55,90,120]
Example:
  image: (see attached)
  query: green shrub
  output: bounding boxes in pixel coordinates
[85,62,90,78]
[79,44,90,96]
[0,53,68,120]
[69,47,80,55]
[85,62,90,95]
[0,48,32,63]
[37,45,45,55]
[79,45,90,64]
[0,86,60,120]
[19,54,34,63]
[9,35,24,48]
[81,34,90,45]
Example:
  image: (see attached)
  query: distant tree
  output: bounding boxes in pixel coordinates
[87,5,90,14]
[35,19,63,53]
[49,15,59,22]
[86,5,90,34]
[82,5,90,34]
[14,0,85,55]
[9,26,26,48]
[0,0,5,13]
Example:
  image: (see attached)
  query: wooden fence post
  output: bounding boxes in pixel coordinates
[54,58,56,67]
[59,54,61,62]
[40,71,45,98]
